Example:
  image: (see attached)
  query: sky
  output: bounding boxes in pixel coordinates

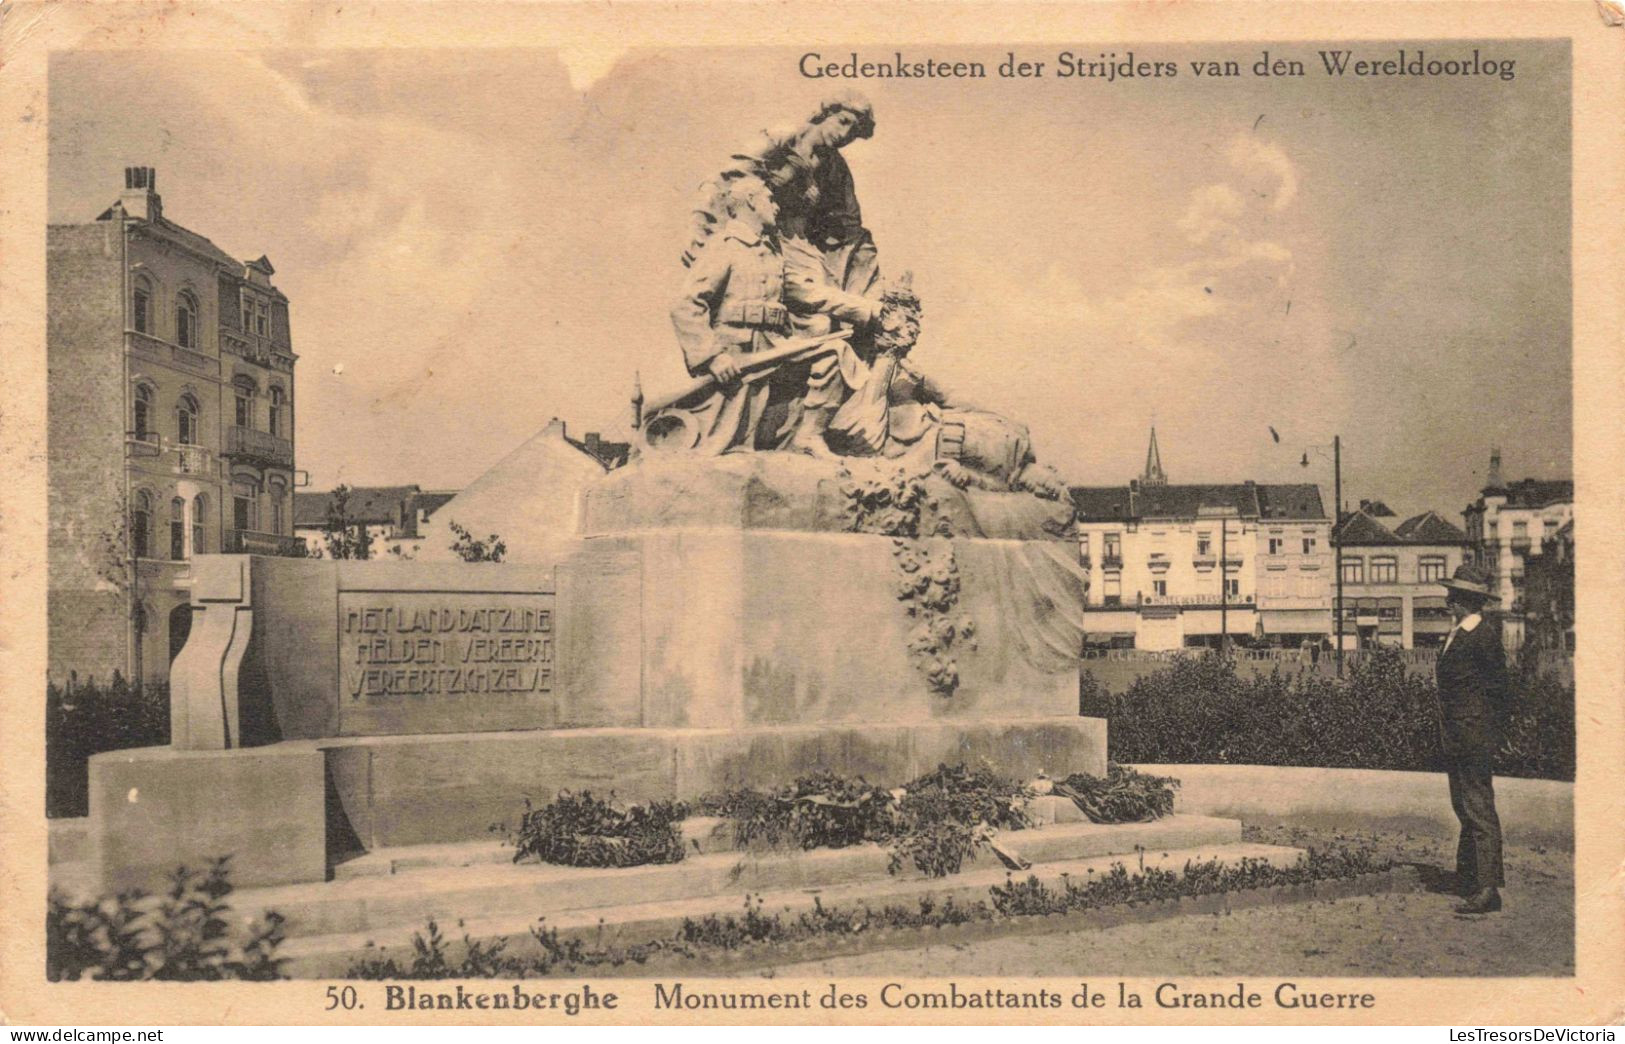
[48,41,1571,523]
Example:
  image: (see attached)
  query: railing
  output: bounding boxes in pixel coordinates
[1078,646,1444,666]
[1078,555,1091,568]
[1137,592,1257,608]
[222,530,306,556]
[125,432,161,458]
[169,444,214,476]
[225,425,293,467]
[1101,554,1124,569]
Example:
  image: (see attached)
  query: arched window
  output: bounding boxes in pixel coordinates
[268,386,286,438]
[133,384,154,441]
[132,275,153,335]
[191,493,207,555]
[170,496,186,561]
[175,290,198,349]
[233,377,256,429]
[130,490,152,559]
[176,393,199,445]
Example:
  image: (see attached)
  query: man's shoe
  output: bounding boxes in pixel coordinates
[1454,888,1502,915]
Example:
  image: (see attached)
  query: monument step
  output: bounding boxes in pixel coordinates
[332,818,736,880]
[278,840,1307,976]
[235,815,1243,941]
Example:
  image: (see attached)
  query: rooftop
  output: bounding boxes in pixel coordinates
[1394,510,1468,545]
[1333,510,1403,547]
[294,486,421,528]
[1069,482,1327,522]
[1489,478,1574,509]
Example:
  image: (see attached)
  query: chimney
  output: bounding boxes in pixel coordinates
[118,166,162,222]
[630,371,645,431]
[1359,498,1373,513]
[585,432,601,456]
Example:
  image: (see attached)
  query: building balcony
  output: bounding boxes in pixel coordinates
[1192,553,1217,567]
[222,530,306,557]
[221,330,296,373]
[225,425,293,468]
[1078,555,1092,569]
[125,431,161,459]
[1509,538,1532,553]
[126,331,218,377]
[1101,554,1124,569]
[164,444,217,478]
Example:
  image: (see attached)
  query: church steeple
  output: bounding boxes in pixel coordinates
[1142,427,1167,487]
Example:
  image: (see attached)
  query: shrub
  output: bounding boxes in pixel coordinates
[448,521,507,563]
[47,857,287,981]
[46,676,170,818]
[1054,763,1179,823]
[510,791,685,868]
[1102,648,1573,781]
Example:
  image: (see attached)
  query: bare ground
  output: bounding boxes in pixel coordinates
[748,824,1574,979]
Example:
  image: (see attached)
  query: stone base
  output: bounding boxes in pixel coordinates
[325,717,1106,849]
[83,717,1104,890]
[88,743,327,893]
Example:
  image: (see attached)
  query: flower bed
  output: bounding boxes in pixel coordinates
[344,845,1399,980]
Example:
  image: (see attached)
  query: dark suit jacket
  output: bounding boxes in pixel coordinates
[1435,617,1512,758]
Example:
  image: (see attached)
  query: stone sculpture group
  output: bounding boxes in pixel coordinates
[646,91,1071,509]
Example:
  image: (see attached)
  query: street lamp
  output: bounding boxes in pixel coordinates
[1300,436,1344,677]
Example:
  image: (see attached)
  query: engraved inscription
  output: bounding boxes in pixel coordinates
[339,594,555,702]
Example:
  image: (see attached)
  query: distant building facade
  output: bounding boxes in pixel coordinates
[1334,508,1470,648]
[48,168,300,685]
[1522,519,1575,655]
[1070,438,1332,651]
[295,426,627,559]
[293,486,456,559]
[1461,449,1574,649]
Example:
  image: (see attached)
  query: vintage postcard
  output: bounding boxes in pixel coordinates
[1,0,1620,1029]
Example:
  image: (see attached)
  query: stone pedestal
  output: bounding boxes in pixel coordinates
[556,529,1078,727]
[84,454,1101,891]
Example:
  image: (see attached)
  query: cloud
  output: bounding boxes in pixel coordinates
[1226,135,1299,211]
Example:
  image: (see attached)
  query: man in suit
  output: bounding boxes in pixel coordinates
[1435,562,1513,914]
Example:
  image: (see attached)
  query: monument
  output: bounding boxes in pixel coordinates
[86,93,1111,893]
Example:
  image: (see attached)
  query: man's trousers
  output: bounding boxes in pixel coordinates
[1446,753,1505,890]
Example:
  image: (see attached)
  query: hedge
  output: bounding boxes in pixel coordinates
[1090,648,1574,781]
[47,676,170,818]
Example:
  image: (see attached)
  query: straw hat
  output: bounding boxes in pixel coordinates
[1439,562,1498,604]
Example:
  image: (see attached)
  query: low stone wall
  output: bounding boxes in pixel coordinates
[1132,763,1574,847]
